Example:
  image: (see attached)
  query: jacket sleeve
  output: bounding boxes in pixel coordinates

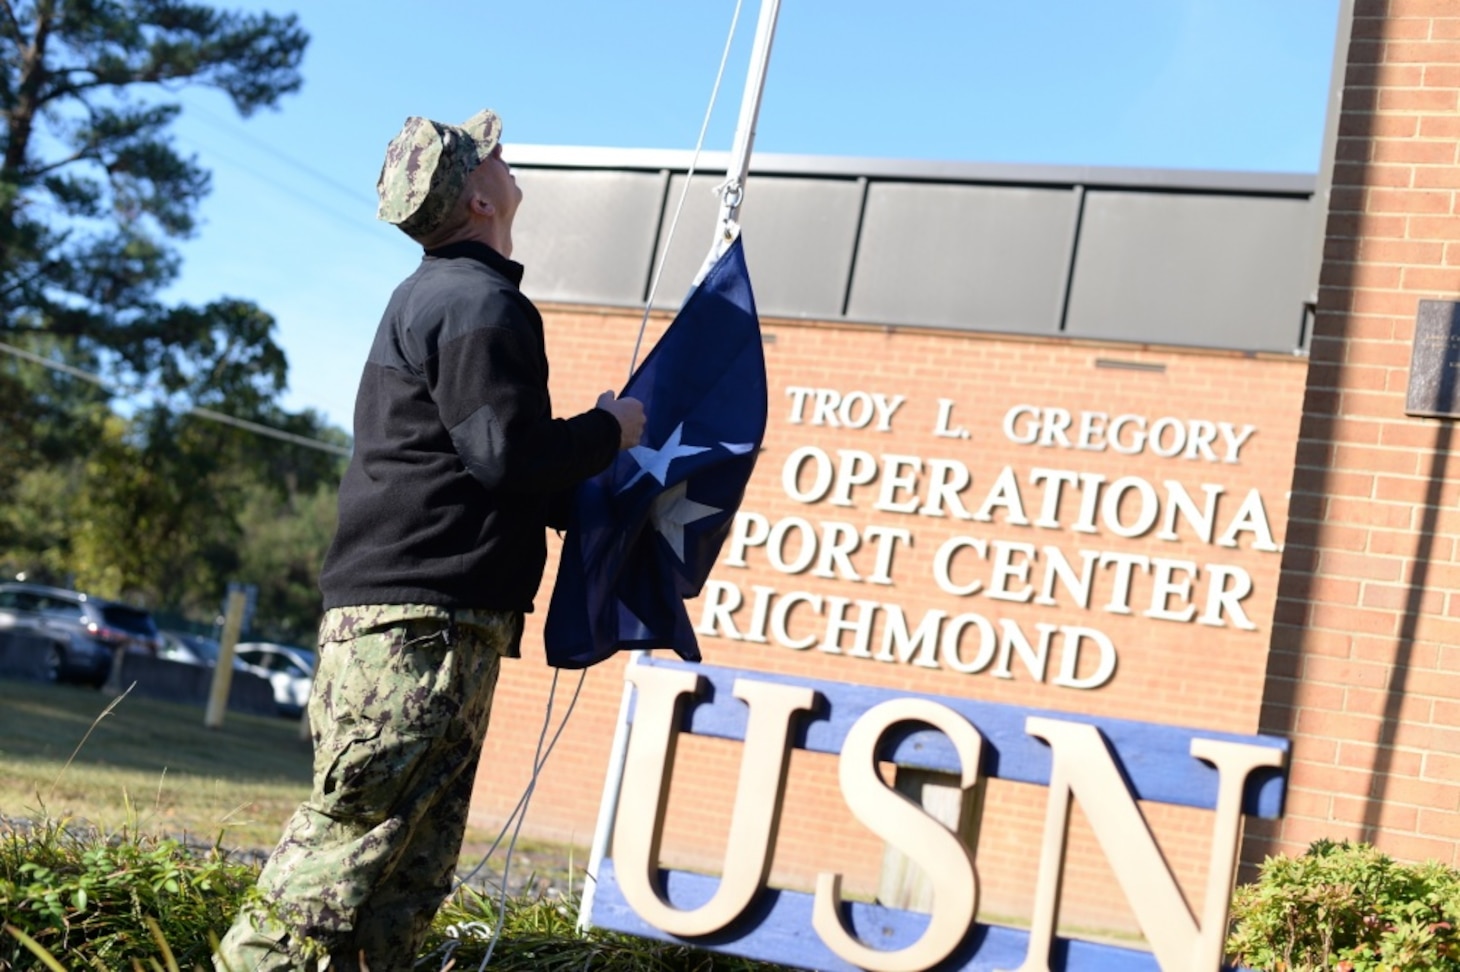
[543,488,576,531]
[426,289,622,494]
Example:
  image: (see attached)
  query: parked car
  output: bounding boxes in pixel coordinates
[234,642,315,717]
[158,630,247,670]
[0,582,162,685]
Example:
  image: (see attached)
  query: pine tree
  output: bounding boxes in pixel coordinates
[0,2,336,613]
[0,0,308,406]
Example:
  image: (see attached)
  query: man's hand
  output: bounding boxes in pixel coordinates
[596,390,646,449]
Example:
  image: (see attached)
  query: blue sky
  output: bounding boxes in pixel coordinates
[163,0,1343,430]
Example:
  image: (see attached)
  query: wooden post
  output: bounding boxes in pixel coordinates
[204,590,247,729]
[100,642,127,697]
[877,768,985,912]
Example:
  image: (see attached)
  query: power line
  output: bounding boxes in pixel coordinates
[182,405,350,456]
[182,97,375,209]
[177,130,387,241]
[0,339,352,457]
[169,96,392,242]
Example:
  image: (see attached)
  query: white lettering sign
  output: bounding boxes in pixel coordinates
[716,389,1280,691]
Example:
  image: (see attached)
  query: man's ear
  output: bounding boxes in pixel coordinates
[469,192,494,217]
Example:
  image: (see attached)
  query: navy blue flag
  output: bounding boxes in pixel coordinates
[544,237,766,669]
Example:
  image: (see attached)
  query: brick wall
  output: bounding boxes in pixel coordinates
[1246,0,1460,867]
[470,303,1309,934]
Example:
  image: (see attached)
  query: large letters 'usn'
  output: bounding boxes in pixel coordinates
[595,660,1290,972]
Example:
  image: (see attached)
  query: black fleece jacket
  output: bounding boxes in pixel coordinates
[319,241,621,612]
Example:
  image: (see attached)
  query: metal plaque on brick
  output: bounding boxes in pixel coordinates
[1406,299,1460,419]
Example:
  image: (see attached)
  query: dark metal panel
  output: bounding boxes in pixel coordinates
[645,174,865,317]
[510,169,666,305]
[846,182,1079,333]
[1063,192,1314,352]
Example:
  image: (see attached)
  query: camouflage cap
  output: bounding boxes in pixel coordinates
[376,108,502,239]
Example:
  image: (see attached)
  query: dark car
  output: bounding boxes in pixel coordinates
[0,582,163,685]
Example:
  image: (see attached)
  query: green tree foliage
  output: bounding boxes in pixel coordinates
[0,2,341,640]
[0,404,346,641]
[233,477,338,644]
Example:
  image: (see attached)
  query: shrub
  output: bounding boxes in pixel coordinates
[1,817,784,971]
[1227,838,1460,972]
[1,818,256,970]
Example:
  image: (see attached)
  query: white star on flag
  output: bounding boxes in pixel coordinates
[620,423,710,492]
[649,481,721,562]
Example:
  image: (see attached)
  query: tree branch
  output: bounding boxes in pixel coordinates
[0,1,23,45]
[30,148,98,177]
[42,72,143,106]
[43,62,223,106]
[0,262,60,302]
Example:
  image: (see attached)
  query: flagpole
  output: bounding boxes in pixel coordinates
[578,0,782,932]
[710,0,781,257]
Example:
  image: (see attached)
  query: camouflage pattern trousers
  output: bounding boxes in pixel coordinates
[214,605,517,972]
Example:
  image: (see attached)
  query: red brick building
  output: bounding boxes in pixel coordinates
[1246,0,1460,868]
[465,0,1460,939]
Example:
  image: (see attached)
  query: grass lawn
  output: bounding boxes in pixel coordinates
[0,674,582,892]
[0,675,786,970]
[0,676,314,850]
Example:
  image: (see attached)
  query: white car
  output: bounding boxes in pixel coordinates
[234,642,315,717]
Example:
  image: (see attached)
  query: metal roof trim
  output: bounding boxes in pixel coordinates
[507,144,1317,196]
